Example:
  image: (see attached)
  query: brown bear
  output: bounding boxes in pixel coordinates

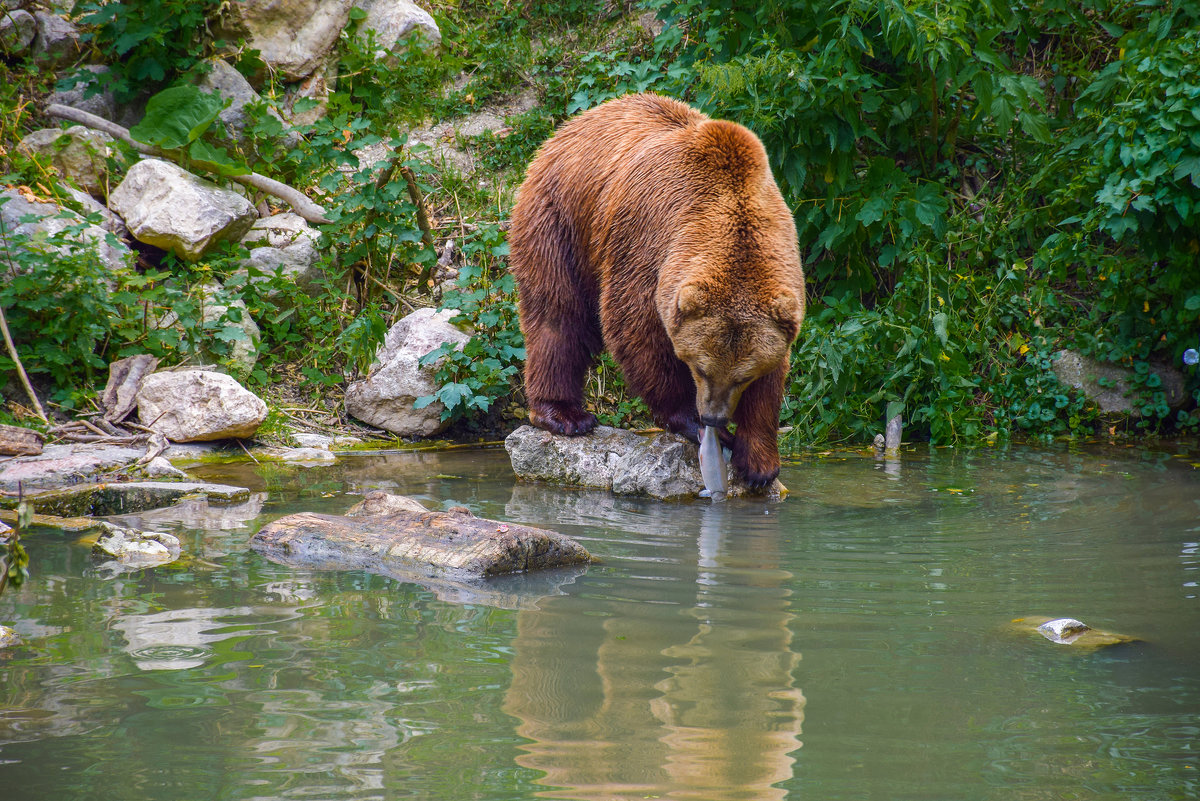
[508,93,805,489]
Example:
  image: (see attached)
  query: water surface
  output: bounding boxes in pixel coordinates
[1,443,1197,800]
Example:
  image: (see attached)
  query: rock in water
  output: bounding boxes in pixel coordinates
[251,510,592,581]
[92,523,181,567]
[505,424,786,501]
[1011,616,1138,649]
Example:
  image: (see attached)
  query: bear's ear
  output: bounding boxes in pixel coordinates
[771,292,802,333]
[677,283,707,319]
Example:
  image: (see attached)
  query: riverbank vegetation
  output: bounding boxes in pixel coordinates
[2,0,1198,449]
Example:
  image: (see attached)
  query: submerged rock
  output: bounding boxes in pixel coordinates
[92,522,181,568]
[1014,616,1137,649]
[251,507,592,581]
[0,625,21,649]
[21,480,251,518]
[504,424,787,501]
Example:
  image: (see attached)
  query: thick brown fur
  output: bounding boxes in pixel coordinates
[509,94,805,488]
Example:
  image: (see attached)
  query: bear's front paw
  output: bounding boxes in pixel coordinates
[731,439,780,491]
[530,401,598,436]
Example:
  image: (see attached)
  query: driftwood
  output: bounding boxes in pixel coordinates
[251,509,592,581]
[0,424,44,456]
[102,354,158,423]
[46,103,333,225]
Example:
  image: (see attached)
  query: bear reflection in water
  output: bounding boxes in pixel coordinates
[503,484,804,800]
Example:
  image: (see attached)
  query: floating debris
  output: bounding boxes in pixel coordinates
[1012,616,1138,649]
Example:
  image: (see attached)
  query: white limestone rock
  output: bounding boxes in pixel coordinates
[353,0,441,56]
[108,159,258,261]
[217,0,353,81]
[136,370,268,442]
[343,307,469,436]
[0,187,132,273]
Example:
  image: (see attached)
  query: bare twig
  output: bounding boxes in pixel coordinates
[0,305,49,424]
[46,103,334,225]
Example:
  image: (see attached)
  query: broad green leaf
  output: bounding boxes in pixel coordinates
[188,139,251,177]
[130,85,227,149]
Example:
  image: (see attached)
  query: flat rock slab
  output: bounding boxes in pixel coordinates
[0,443,146,493]
[0,508,103,533]
[504,424,787,500]
[16,481,251,518]
[251,510,592,582]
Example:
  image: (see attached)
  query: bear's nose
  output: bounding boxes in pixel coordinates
[699,414,728,429]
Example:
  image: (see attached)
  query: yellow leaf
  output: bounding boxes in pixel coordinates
[939,352,950,361]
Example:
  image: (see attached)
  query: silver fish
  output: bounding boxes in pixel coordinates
[698,425,728,498]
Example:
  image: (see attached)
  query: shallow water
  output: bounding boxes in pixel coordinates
[1,443,1198,800]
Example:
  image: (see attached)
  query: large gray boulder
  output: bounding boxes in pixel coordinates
[217,0,353,81]
[353,0,441,55]
[0,187,131,272]
[18,125,115,198]
[32,10,81,66]
[136,370,268,442]
[235,212,325,294]
[505,425,788,501]
[108,159,258,261]
[1052,350,1188,414]
[47,64,116,121]
[194,57,290,142]
[0,8,35,55]
[344,307,470,436]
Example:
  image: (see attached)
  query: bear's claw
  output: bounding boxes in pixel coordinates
[530,401,598,436]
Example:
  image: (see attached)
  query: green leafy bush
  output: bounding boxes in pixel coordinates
[417,223,524,422]
[645,0,1200,445]
[73,0,222,101]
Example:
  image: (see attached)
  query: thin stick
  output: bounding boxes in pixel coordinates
[46,103,333,225]
[0,304,48,424]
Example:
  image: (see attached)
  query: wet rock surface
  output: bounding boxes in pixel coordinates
[17,480,252,518]
[92,523,181,569]
[252,500,592,581]
[1013,616,1138,649]
[0,443,146,493]
[0,625,21,648]
[504,424,787,501]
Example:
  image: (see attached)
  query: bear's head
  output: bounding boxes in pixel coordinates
[668,281,803,428]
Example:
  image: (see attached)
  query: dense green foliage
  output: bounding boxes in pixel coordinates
[641,0,1200,444]
[74,0,223,101]
[3,0,1198,445]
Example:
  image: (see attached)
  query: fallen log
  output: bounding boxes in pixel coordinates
[251,509,592,581]
[0,424,44,456]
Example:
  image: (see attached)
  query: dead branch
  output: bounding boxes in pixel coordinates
[46,103,333,225]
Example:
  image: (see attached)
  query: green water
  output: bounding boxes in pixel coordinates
[1,443,1198,800]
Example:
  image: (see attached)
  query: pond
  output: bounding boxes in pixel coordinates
[1,442,1198,800]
